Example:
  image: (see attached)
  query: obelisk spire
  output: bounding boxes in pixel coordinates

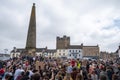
[26,3,36,50]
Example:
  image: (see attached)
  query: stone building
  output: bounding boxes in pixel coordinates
[100,51,117,60]
[56,35,70,49]
[100,51,109,60]
[56,35,70,58]
[10,48,25,58]
[10,47,56,58]
[82,45,99,58]
[56,35,99,59]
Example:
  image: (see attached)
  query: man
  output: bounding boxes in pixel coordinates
[14,65,24,80]
[66,63,73,74]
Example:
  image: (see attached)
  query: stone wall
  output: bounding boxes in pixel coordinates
[56,35,70,49]
[82,46,99,57]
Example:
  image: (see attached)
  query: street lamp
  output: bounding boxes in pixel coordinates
[13,47,17,57]
[4,49,8,54]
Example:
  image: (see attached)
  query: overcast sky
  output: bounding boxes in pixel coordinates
[0,0,120,53]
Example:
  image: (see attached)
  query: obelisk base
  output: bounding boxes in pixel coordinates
[26,48,36,57]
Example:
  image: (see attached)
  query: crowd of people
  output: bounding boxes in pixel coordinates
[0,56,120,80]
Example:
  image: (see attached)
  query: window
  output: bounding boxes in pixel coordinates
[69,50,71,52]
[59,50,61,52]
[76,50,77,52]
[63,50,65,52]
[79,50,81,52]
[59,53,61,55]
[63,53,65,55]
[70,54,71,56]
[73,50,74,52]
[79,54,80,56]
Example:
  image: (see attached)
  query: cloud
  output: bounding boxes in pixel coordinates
[0,0,120,53]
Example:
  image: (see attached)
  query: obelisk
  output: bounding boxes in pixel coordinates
[25,3,36,56]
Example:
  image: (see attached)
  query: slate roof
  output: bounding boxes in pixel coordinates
[11,48,25,53]
[83,45,99,47]
[11,48,56,53]
[46,49,56,53]
[68,45,82,49]
[36,48,47,52]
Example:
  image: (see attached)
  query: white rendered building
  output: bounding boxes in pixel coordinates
[68,45,83,59]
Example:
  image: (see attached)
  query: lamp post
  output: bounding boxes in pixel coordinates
[4,49,8,54]
[13,47,17,57]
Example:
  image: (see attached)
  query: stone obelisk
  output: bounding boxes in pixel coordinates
[25,3,36,56]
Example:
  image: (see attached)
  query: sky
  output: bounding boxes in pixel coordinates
[0,0,120,53]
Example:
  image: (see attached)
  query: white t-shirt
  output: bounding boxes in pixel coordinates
[14,69,24,80]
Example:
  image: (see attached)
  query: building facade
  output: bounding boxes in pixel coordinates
[46,49,57,58]
[68,45,82,59]
[82,45,99,58]
[56,35,70,49]
[56,49,68,58]
[11,35,100,59]
[10,47,57,58]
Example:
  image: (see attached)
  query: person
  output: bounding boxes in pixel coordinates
[66,63,72,74]
[77,60,81,69]
[55,71,63,80]
[49,70,55,80]
[4,74,11,80]
[106,66,114,80]
[31,73,40,80]
[20,71,29,80]
[100,75,107,80]
[0,67,5,77]
[28,67,33,78]
[63,73,73,80]
[16,71,24,80]
[14,65,24,80]
[71,68,78,80]
[100,67,108,80]
[87,73,92,80]
[76,73,83,80]
[91,70,98,80]
[112,73,119,80]
[70,59,75,67]
[55,75,62,80]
